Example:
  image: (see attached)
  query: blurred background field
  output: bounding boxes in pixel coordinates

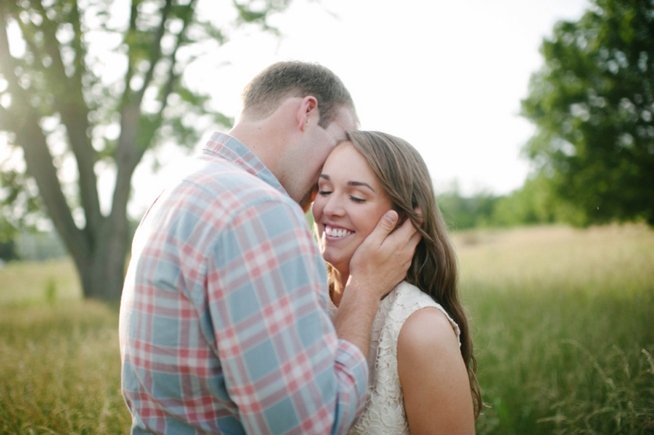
[1,223,652,433]
[454,224,654,434]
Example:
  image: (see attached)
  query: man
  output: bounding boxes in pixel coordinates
[119,61,419,434]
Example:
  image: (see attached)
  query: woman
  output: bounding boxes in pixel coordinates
[312,131,482,434]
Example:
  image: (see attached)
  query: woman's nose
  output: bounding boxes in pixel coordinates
[323,194,344,217]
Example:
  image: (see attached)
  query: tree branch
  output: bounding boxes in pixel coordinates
[111,0,175,224]
[145,0,198,157]
[120,0,139,108]
[158,0,197,113]
[0,28,89,263]
[29,1,103,238]
[69,0,87,87]
[0,11,90,262]
[133,0,174,106]
[15,106,91,262]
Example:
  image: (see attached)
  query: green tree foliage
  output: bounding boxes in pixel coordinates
[437,185,499,230]
[521,0,654,227]
[0,239,17,262]
[438,181,574,231]
[0,0,292,299]
[490,175,568,227]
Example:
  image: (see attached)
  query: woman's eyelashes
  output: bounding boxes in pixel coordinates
[317,179,367,203]
[317,190,366,203]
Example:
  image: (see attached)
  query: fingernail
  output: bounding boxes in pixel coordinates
[385,211,397,223]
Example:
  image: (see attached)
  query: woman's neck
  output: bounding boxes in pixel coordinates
[330,268,349,307]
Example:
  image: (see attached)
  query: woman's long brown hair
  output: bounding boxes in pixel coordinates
[345,130,482,417]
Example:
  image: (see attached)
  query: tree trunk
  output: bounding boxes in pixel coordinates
[12,102,133,300]
[74,105,139,300]
[75,213,130,300]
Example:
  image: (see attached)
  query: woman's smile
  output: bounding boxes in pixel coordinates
[323,224,354,240]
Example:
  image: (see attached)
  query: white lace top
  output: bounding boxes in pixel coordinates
[329,281,461,434]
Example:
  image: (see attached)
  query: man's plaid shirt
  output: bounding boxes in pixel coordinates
[119,132,368,434]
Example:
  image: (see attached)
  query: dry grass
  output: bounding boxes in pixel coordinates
[454,224,654,296]
[0,301,130,434]
[0,259,81,305]
[453,224,654,434]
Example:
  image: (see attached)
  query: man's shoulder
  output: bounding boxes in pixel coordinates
[183,157,292,209]
[143,157,298,238]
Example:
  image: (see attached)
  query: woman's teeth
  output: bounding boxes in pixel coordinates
[325,226,352,238]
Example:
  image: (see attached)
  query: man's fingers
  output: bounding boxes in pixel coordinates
[348,209,422,300]
[369,210,399,245]
[407,226,421,251]
[392,213,418,241]
[414,206,423,221]
[393,218,420,265]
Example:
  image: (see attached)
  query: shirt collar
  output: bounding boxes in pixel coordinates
[202,131,288,197]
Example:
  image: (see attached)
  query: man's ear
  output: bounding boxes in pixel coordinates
[298,96,319,131]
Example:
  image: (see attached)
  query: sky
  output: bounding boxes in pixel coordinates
[128,0,591,216]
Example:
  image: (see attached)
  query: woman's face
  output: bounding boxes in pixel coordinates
[312,142,393,276]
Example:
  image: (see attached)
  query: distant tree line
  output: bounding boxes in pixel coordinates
[0,230,68,263]
[438,175,591,232]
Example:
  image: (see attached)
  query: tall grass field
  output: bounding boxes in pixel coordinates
[1,224,653,433]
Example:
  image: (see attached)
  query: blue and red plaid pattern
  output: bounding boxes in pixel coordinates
[119,132,368,434]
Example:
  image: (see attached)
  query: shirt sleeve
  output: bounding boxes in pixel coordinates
[207,198,369,434]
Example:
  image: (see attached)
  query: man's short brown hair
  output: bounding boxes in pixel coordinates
[242,61,357,128]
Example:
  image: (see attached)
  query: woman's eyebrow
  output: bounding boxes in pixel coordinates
[319,174,375,192]
[348,181,375,192]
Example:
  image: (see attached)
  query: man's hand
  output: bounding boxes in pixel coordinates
[348,210,421,300]
[333,210,420,358]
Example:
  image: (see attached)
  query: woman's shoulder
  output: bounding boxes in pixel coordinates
[398,305,461,354]
[395,285,476,434]
[392,282,461,347]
